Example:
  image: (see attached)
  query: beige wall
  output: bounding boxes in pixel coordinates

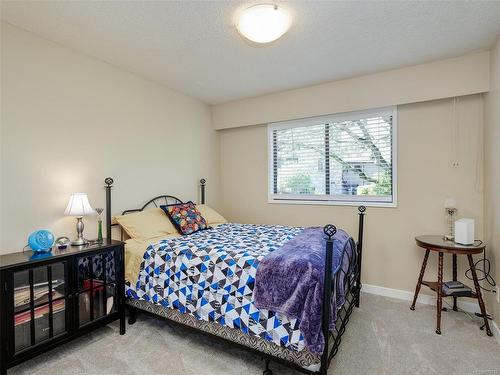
[0,22,220,253]
[485,36,500,326]
[212,52,490,130]
[220,95,485,295]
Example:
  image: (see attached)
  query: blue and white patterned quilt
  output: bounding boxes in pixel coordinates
[126,223,309,351]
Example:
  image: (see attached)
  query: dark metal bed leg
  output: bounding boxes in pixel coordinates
[320,225,336,375]
[263,359,272,375]
[127,305,138,325]
[355,206,366,308]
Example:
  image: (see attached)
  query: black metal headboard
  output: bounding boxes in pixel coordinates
[104,178,207,240]
[121,195,184,215]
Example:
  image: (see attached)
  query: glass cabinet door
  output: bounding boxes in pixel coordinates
[76,251,117,327]
[12,262,67,353]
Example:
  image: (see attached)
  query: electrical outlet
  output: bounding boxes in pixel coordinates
[496,286,500,303]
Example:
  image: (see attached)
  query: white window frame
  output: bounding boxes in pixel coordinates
[267,107,398,207]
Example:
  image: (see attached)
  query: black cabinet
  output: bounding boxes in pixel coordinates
[0,240,125,374]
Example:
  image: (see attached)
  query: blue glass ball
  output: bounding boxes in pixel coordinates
[28,230,55,252]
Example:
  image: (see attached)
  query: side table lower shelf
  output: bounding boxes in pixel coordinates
[422,281,478,299]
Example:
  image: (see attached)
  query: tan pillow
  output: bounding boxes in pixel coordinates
[197,204,227,226]
[113,208,177,240]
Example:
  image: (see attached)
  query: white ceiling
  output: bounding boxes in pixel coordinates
[2,1,500,104]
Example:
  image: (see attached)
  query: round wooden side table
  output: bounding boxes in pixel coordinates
[410,235,491,336]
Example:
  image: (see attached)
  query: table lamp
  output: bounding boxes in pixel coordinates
[444,197,457,240]
[64,193,95,246]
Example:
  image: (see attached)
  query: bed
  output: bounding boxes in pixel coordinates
[104,178,366,375]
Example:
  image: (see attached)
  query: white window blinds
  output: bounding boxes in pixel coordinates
[269,107,397,206]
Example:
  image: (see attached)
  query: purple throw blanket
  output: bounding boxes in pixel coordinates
[254,227,355,355]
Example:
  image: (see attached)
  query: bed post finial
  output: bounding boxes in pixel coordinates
[323,224,337,240]
[105,177,114,241]
[200,178,206,204]
[356,205,366,307]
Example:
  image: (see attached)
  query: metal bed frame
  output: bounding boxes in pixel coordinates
[104,177,366,375]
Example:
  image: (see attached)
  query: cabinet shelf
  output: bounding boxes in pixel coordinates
[14,300,66,326]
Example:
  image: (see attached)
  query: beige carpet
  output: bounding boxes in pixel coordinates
[9,293,500,375]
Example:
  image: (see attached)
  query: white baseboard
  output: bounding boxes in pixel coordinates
[493,320,500,346]
[361,283,480,314]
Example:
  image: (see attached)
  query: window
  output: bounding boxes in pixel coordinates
[268,107,397,206]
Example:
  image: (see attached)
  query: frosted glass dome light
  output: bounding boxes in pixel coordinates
[236,4,291,44]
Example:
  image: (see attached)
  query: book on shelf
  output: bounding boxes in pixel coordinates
[14,280,65,310]
[14,279,64,293]
[444,281,466,289]
[442,284,472,296]
[14,299,66,326]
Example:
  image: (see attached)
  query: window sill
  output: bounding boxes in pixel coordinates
[267,198,397,208]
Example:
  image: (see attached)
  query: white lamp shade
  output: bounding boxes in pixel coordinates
[64,193,95,216]
[444,197,457,209]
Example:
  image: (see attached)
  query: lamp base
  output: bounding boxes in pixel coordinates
[71,237,89,246]
[71,217,89,246]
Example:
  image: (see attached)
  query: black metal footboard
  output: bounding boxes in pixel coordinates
[319,206,365,375]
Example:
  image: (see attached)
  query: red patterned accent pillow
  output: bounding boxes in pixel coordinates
[160,201,208,235]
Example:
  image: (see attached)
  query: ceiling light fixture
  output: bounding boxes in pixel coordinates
[236,4,291,44]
